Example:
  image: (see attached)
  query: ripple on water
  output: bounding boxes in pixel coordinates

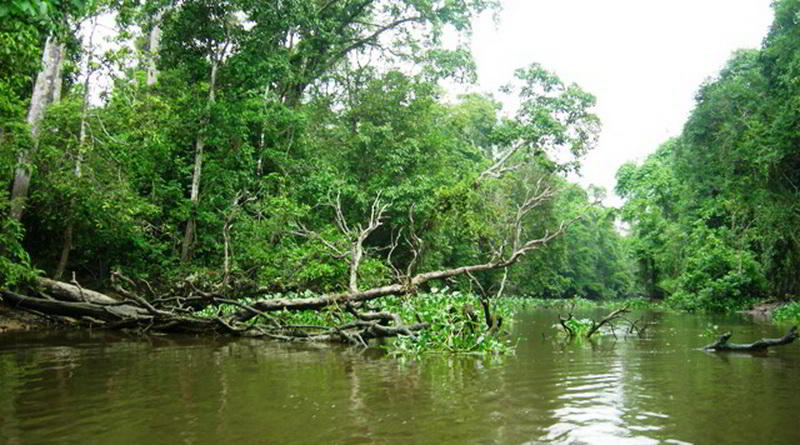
[523,347,673,445]
[4,312,800,445]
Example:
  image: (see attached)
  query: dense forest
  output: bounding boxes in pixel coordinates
[617,0,800,312]
[2,0,800,343]
[0,0,634,303]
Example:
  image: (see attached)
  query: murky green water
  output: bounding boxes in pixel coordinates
[1,309,798,444]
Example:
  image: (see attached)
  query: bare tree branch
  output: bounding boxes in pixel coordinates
[348,192,389,292]
[404,204,424,278]
[479,141,526,180]
[291,191,389,293]
[237,218,572,319]
[586,306,630,339]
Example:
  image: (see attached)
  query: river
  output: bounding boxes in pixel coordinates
[1,308,798,444]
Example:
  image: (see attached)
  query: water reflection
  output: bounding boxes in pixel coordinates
[1,311,800,444]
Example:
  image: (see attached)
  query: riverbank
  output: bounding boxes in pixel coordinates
[0,305,49,333]
[737,300,782,322]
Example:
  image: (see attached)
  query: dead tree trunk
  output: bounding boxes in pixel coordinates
[1,290,148,322]
[704,326,798,352]
[37,277,121,305]
[291,192,389,294]
[1,276,428,345]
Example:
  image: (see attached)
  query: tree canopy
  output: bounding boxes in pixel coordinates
[617,0,800,311]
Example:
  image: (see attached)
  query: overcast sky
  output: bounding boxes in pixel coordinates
[469,0,774,206]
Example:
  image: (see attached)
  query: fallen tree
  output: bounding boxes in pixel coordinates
[0,180,575,349]
[239,180,569,320]
[0,281,429,341]
[704,326,798,352]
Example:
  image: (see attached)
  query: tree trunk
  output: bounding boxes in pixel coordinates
[223,215,232,286]
[179,136,203,262]
[10,35,65,221]
[238,252,536,319]
[147,11,163,86]
[180,60,218,263]
[349,240,364,293]
[54,224,73,280]
[37,277,124,305]
[55,20,95,280]
[1,289,148,321]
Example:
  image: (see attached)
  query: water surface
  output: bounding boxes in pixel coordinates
[1,309,798,444]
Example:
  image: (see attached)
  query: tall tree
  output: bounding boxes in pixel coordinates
[157,0,498,262]
[9,34,65,221]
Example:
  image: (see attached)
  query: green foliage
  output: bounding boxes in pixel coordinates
[773,302,800,325]
[617,0,800,312]
[0,191,39,288]
[668,228,765,312]
[0,0,653,355]
[616,141,685,299]
[383,290,517,355]
[197,290,520,355]
[0,0,88,31]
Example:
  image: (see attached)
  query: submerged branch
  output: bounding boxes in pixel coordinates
[704,326,798,352]
[586,306,630,339]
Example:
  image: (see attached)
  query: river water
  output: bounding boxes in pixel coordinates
[1,309,798,444]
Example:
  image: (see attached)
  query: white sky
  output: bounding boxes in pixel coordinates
[469,0,774,206]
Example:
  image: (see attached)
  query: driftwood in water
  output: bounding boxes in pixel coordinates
[704,326,798,352]
[0,288,219,333]
[0,277,428,346]
[236,188,573,321]
[558,306,631,339]
[586,307,630,338]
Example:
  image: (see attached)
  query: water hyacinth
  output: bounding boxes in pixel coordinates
[196,289,526,355]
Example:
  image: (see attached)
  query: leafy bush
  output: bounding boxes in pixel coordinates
[555,316,594,336]
[773,301,800,325]
[668,230,765,312]
[0,191,39,288]
[384,290,517,355]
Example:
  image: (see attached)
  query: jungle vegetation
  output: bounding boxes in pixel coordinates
[2,0,800,350]
[617,0,800,312]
